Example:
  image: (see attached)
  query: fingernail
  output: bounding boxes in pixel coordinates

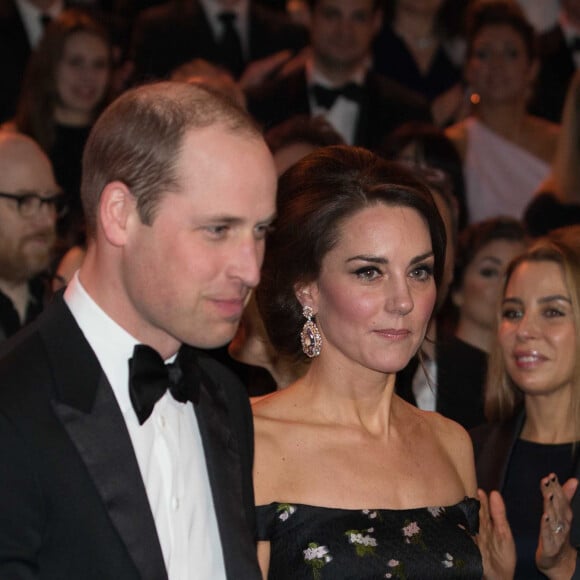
[544,480,550,487]
[551,475,557,482]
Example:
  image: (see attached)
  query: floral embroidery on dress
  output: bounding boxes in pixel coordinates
[362,509,379,520]
[277,503,297,522]
[427,506,445,518]
[304,543,333,579]
[401,520,426,549]
[345,527,378,556]
[385,558,407,579]
[441,552,465,569]
[256,498,483,578]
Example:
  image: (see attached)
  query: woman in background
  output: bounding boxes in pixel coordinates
[472,225,580,578]
[373,0,466,126]
[446,0,559,224]
[435,217,527,429]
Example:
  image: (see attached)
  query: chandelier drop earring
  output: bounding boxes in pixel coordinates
[300,305,322,358]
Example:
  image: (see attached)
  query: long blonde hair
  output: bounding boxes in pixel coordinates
[485,226,580,437]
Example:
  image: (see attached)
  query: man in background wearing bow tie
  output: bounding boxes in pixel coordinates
[0,81,277,580]
[131,0,308,84]
[247,0,430,150]
[530,0,580,123]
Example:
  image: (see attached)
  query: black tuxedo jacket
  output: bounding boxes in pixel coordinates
[130,0,308,82]
[246,66,431,151]
[395,336,487,431]
[471,411,580,554]
[0,296,261,579]
[529,24,577,123]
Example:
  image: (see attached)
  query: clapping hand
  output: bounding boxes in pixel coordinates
[477,489,516,579]
[536,473,578,580]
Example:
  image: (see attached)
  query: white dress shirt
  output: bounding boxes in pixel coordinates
[15,0,63,48]
[307,60,367,145]
[64,273,227,580]
[412,357,437,412]
[199,0,250,59]
[515,0,560,33]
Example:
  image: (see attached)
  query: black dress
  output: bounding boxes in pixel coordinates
[502,440,579,579]
[257,498,483,579]
[372,26,461,103]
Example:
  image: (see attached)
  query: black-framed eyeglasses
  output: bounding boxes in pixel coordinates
[0,191,68,218]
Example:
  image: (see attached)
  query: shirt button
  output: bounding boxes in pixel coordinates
[171,497,180,511]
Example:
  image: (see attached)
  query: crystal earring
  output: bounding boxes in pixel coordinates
[300,305,322,358]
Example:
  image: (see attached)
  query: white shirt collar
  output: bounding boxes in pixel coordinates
[199,0,249,54]
[64,272,143,417]
[15,0,63,47]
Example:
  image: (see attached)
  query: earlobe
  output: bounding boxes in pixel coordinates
[98,181,136,247]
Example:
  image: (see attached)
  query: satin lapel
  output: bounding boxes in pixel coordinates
[40,299,167,580]
[193,362,258,579]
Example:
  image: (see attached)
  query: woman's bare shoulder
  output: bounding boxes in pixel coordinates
[252,387,307,441]
[392,400,477,499]
[427,412,477,494]
[525,115,561,162]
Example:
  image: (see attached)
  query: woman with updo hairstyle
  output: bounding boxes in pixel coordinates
[253,145,514,579]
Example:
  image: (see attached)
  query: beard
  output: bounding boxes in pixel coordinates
[0,228,55,283]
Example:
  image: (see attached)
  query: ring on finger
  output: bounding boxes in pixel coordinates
[551,522,565,534]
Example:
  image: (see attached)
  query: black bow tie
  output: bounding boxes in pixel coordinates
[129,344,201,425]
[312,82,364,109]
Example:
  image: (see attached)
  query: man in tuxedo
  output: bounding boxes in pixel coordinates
[0,82,277,579]
[0,133,61,341]
[130,0,308,82]
[246,0,430,151]
[529,0,580,123]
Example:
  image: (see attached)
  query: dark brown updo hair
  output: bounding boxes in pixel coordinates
[256,145,447,360]
[466,0,536,61]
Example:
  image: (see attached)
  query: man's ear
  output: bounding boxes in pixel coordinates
[98,181,136,247]
[294,280,320,312]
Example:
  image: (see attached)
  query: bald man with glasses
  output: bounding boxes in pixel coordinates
[0,132,63,341]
